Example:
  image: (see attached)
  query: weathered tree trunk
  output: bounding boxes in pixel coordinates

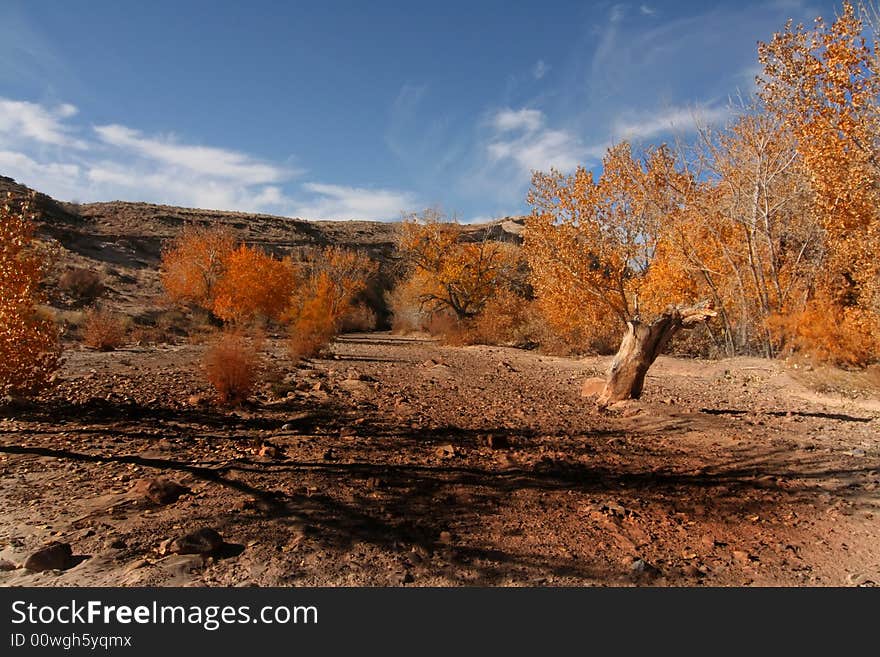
[596,302,717,405]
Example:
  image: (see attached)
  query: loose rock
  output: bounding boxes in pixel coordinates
[131,478,190,505]
[169,528,224,555]
[24,542,74,572]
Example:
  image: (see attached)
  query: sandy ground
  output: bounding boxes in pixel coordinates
[1,333,878,586]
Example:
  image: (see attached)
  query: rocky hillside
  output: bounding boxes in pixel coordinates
[1,175,525,325]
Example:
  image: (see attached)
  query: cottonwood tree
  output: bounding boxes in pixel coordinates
[525,143,716,404]
[211,245,296,324]
[0,194,60,397]
[161,225,236,313]
[397,210,522,321]
[286,246,378,358]
[757,0,880,362]
[659,113,820,358]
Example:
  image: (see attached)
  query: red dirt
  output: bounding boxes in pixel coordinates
[1,333,878,586]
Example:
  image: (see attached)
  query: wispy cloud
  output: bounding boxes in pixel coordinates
[532,60,549,80]
[0,99,86,148]
[640,4,656,16]
[491,108,545,133]
[93,124,292,185]
[485,107,600,176]
[610,103,733,142]
[293,182,418,221]
[0,96,419,220]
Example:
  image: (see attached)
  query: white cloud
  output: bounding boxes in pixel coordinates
[0,96,419,220]
[0,99,86,148]
[93,124,291,185]
[640,4,656,16]
[532,60,549,80]
[611,104,732,141]
[485,108,598,176]
[293,182,418,221]
[492,108,545,133]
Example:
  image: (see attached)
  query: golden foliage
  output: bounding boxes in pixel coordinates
[286,247,378,359]
[0,194,60,396]
[397,211,523,321]
[211,245,296,323]
[524,143,686,351]
[758,0,880,359]
[161,225,236,310]
[768,291,879,366]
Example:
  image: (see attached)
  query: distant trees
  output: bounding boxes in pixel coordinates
[286,247,378,358]
[0,194,60,396]
[395,210,524,322]
[160,225,378,360]
[211,245,297,324]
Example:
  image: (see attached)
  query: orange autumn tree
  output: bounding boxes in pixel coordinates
[758,0,880,364]
[287,246,378,358]
[525,142,716,403]
[211,244,296,323]
[161,225,236,312]
[0,193,60,397]
[657,112,819,357]
[161,226,296,325]
[396,210,523,323]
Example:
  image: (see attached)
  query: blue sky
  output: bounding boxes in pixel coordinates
[0,0,842,221]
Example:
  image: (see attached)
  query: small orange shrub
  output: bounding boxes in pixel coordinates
[82,308,128,351]
[288,274,339,359]
[203,332,261,404]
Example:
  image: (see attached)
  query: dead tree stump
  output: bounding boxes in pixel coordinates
[597,301,717,405]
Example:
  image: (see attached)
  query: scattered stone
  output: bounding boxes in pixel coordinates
[281,423,294,431]
[131,478,190,505]
[682,563,704,578]
[124,559,150,573]
[847,449,867,458]
[231,498,259,512]
[24,542,74,572]
[399,571,415,585]
[366,477,386,490]
[484,434,509,449]
[108,537,127,550]
[732,550,755,564]
[187,394,207,407]
[258,444,280,459]
[435,444,456,459]
[169,528,224,555]
[340,426,358,438]
[629,558,660,577]
[439,531,453,544]
[322,448,336,460]
[0,559,18,571]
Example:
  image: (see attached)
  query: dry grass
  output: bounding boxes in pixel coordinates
[340,303,377,332]
[58,268,105,304]
[82,308,128,351]
[203,332,262,404]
